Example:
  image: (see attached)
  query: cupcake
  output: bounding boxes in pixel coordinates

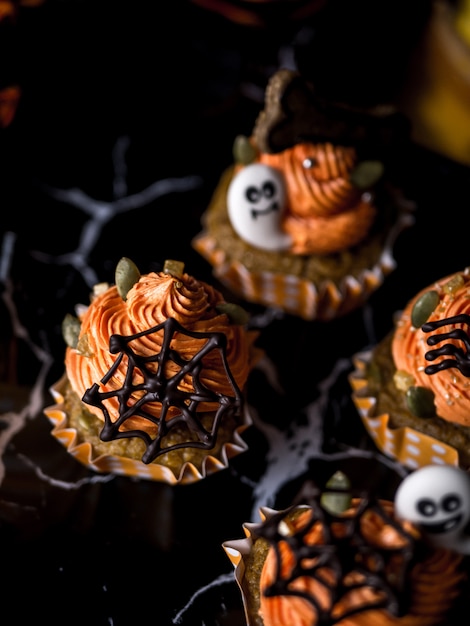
[350,267,470,471]
[44,258,261,484]
[193,68,414,321]
[223,466,468,626]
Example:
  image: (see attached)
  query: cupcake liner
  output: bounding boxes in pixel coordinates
[44,374,252,485]
[349,350,460,469]
[193,210,414,321]
[223,506,283,626]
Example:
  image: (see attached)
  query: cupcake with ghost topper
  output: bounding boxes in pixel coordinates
[44,258,261,484]
[193,68,415,321]
[223,462,470,626]
[350,266,470,472]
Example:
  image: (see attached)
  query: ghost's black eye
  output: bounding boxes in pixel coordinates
[417,498,436,516]
[246,186,260,203]
[442,494,461,513]
[262,181,275,199]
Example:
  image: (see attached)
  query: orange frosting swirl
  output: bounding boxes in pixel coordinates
[65,270,257,434]
[256,141,377,255]
[259,502,464,626]
[392,270,470,427]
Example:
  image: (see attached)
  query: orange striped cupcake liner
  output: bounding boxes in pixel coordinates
[349,350,459,470]
[223,506,287,626]
[193,211,414,321]
[44,374,252,485]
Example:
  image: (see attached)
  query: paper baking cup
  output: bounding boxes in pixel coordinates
[44,375,252,485]
[223,506,286,626]
[193,211,414,322]
[349,350,459,470]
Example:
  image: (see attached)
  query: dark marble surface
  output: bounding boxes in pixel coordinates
[2,1,470,624]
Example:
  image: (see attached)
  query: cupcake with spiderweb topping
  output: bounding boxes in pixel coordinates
[223,465,468,625]
[44,258,261,484]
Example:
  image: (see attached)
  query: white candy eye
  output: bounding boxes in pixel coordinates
[417,498,436,517]
[443,494,461,513]
[262,181,275,199]
[246,186,261,203]
[227,163,291,252]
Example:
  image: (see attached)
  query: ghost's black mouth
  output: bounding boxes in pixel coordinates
[251,202,279,219]
[421,513,463,534]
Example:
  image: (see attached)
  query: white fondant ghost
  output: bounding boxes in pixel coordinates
[395,464,470,554]
[227,163,292,251]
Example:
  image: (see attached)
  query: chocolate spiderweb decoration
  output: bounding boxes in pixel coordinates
[82,318,243,464]
[423,314,470,377]
[259,490,415,625]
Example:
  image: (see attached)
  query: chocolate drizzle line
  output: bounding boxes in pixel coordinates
[82,318,243,464]
[258,487,416,625]
[423,314,470,377]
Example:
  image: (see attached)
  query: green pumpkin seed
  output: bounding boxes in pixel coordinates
[115,257,141,301]
[163,259,185,279]
[76,333,93,357]
[321,471,352,514]
[411,290,440,328]
[216,302,250,325]
[406,385,436,418]
[232,135,257,165]
[62,313,81,349]
[349,160,384,189]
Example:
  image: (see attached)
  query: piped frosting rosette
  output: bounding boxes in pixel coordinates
[44,259,260,484]
[350,268,470,470]
[223,473,465,626]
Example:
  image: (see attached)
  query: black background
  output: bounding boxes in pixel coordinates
[2,1,470,624]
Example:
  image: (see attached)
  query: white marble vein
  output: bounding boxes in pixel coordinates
[31,136,203,288]
[249,357,352,520]
[171,572,234,624]
[0,232,53,486]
